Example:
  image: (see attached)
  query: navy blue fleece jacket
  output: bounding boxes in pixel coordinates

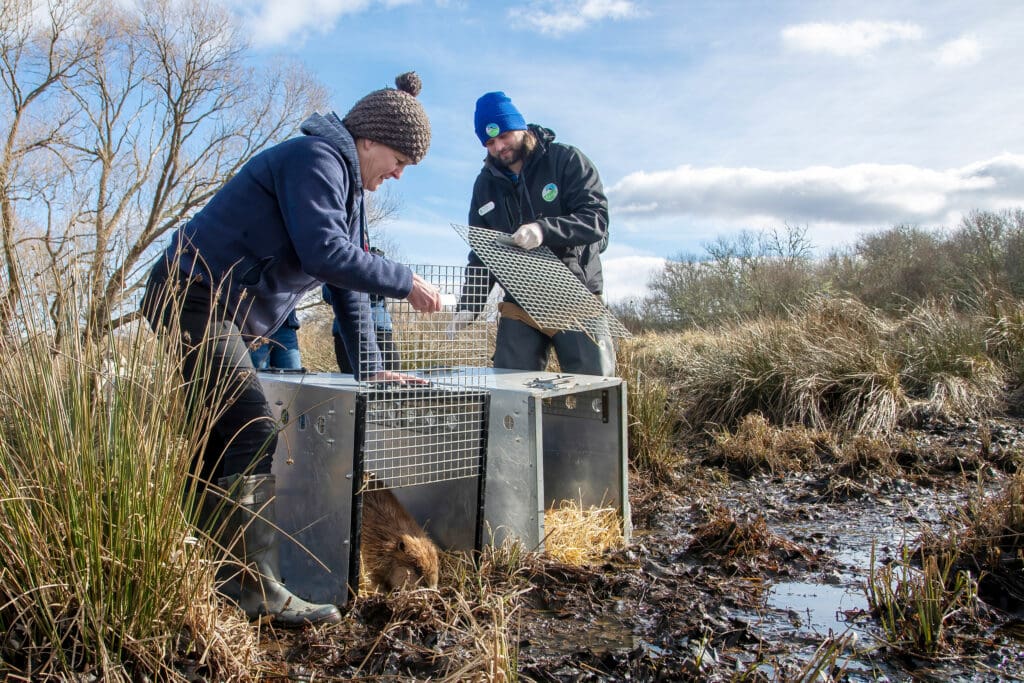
[157,112,412,375]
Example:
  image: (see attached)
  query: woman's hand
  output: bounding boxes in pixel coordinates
[369,369,428,385]
[406,273,442,312]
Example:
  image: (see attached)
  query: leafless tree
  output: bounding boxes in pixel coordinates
[0,0,327,340]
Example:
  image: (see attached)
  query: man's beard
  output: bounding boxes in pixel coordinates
[491,141,525,169]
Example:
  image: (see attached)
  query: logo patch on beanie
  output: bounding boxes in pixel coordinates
[542,183,558,202]
[485,123,500,138]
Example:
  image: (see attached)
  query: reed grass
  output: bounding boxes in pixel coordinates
[0,275,257,680]
[439,548,529,682]
[640,296,1009,436]
[937,471,1024,605]
[618,336,681,481]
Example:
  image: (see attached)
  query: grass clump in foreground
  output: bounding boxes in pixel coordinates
[707,412,832,476]
[0,286,258,680]
[932,470,1024,611]
[866,542,979,656]
[295,545,529,681]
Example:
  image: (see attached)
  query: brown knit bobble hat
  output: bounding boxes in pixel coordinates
[343,72,431,164]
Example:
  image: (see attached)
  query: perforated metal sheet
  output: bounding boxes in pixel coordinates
[452,223,631,340]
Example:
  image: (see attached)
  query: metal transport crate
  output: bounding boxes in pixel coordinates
[262,367,630,606]
[257,259,629,606]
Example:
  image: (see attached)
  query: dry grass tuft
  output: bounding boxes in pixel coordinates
[707,412,832,475]
[835,433,903,479]
[543,498,626,565]
[688,505,804,562]
[629,295,1008,437]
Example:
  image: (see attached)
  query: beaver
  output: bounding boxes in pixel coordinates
[359,486,440,591]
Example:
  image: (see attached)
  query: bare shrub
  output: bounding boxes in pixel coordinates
[838,224,956,312]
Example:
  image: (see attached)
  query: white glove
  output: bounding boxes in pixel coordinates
[446,310,476,340]
[512,222,543,250]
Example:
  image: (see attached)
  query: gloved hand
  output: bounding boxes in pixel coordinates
[446,310,477,340]
[512,222,543,250]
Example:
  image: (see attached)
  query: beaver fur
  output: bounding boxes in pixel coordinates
[359,486,440,591]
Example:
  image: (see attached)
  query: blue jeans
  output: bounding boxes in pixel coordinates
[250,325,301,370]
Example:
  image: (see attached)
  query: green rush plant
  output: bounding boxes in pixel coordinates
[618,338,680,481]
[0,274,256,680]
[865,541,978,656]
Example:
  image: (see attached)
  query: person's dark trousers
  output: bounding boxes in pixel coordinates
[492,317,616,376]
[335,329,401,374]
[376,328,400,371]
[142,271,340,626]
[143,280,278,480]
[333,332,354,374]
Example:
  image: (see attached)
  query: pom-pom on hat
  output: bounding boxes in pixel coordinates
[344,72,431,163]
[474,91,527,146]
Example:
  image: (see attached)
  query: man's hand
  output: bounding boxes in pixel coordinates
[405,273,442,312]
[445,310,476,340]
[369,369,429,385]
[512,222,543,250]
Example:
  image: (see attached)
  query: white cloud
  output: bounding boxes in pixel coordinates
[936,34,982,66]
[509,0,639,36]
[781,20,924,57]
[608,154,1024,229]
[227,0,376,46]
[600,245,666,304]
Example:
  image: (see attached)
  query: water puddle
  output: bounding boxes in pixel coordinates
[765,580,867,636]
[522,609,644,656]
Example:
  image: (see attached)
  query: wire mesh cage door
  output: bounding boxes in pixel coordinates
[348,264,494,596]
[348,388,490,595]
[354,263,493,382]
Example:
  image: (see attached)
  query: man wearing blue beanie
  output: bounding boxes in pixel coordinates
[449,91,615,377]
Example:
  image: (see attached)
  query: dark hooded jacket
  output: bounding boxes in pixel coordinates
[143,112,411,375]
[458,124,608,313]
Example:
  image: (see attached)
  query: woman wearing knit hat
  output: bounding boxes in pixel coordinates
[449,90,616,377]
[140,73,438,628]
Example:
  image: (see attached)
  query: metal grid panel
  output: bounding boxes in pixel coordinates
[361,387,487,489]
[451,223,631,340]
[356,264,491,490]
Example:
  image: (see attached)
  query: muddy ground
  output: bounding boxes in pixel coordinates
[245,415,1024,682]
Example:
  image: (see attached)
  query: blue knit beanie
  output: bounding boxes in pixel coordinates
[474,91,527,145]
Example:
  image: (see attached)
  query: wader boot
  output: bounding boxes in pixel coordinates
[218,473,341,626]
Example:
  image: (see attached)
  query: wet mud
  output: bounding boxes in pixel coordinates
[259,415,1024,682]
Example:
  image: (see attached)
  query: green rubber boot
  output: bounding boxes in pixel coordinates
[218,473,341,627]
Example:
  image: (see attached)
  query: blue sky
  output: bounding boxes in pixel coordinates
[221,0,1024,304]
